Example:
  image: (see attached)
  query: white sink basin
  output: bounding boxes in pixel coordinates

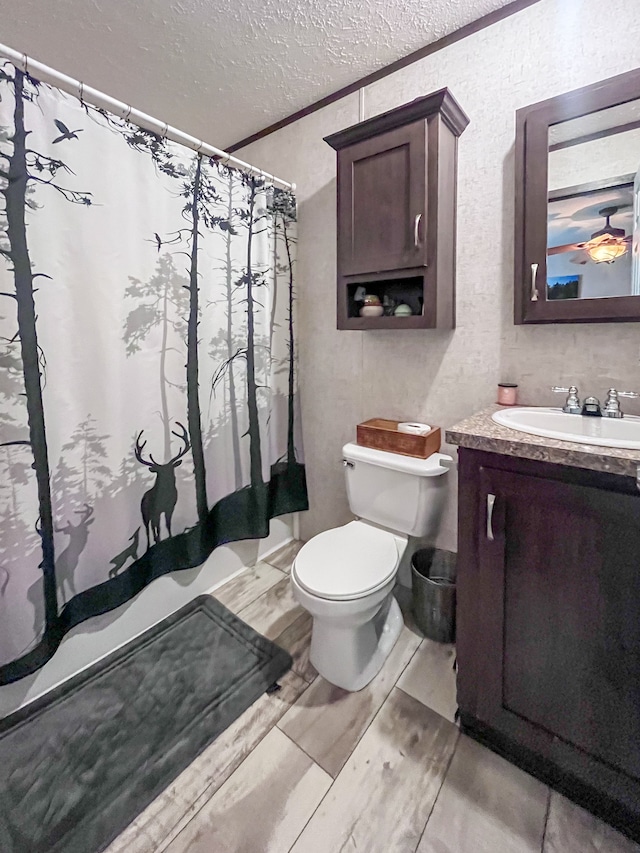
[492,407,640,450]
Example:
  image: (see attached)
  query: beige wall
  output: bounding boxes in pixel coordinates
[238,0,640,550]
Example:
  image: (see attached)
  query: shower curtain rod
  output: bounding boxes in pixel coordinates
[0,43,295,192]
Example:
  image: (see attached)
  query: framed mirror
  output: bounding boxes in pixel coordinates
[515,68,640,323]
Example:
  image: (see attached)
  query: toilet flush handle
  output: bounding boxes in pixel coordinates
[343,459,355,468]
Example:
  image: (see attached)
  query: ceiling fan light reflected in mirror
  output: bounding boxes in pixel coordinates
[581,206,629,264]
[585,239,628,264]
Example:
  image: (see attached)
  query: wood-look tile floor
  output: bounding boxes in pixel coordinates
[108,540,640,853]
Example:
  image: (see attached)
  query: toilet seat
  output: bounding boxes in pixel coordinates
[293,521,399,601]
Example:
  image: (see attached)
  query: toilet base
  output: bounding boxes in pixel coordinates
[309,594,403,692]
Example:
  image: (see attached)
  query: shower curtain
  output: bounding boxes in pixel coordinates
[0,63,307,684]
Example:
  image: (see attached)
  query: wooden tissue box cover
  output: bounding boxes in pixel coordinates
[356,418,441,459]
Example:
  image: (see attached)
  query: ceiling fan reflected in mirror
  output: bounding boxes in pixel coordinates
[580,206,630,263]
[548,205,631,265]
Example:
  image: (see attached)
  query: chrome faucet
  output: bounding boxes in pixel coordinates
[551,386,581,414]
[581,395,602,417]
[602,388,639,418]
[552,386,639,418]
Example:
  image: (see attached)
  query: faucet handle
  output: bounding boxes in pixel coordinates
[551,385,578,394]
[552,385,580,414]
[603,389,639,418]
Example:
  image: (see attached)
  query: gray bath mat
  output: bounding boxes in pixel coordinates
[0,595,292,853]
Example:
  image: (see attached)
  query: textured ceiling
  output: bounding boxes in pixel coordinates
[1,0,515,149]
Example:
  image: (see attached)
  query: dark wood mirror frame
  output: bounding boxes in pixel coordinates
[515,68,640,324]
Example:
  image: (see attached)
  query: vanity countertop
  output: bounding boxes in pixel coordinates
[446,405,640,478]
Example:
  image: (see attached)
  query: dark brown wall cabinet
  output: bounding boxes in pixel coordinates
[325,90,469,330]
[457,448,640,842]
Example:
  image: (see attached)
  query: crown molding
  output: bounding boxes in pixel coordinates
[227,0,542,153]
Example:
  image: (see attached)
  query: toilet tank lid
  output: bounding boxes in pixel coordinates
[342,443,452,477]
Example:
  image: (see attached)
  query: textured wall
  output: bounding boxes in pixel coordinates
[239,0,640,550]
[0,0,514,149]
[548,130,640,190]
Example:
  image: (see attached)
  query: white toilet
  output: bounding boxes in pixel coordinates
[291,441,451,691]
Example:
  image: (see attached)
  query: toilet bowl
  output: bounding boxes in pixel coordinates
[291,520,406,691]
[290,441,451,692]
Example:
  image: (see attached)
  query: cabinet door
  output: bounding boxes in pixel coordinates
[338,121,427,276]
[476,465,640,783]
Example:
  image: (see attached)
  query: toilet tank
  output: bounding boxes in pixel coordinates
[342,442,451,538]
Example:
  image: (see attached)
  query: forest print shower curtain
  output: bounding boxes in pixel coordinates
[0,63,307,684]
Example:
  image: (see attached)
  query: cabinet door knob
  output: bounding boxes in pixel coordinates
[530,263,539,301]
[414,213,423,248]
[487,493,497,541]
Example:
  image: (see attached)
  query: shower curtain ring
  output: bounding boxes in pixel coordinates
[78,81,85,103]
[22,53,29,75]
[161,122,168,138]
[196,139,205,154]
[124,104,132,122]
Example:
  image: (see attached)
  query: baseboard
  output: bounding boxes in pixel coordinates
[258,535,294,564]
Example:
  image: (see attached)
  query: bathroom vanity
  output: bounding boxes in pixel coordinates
[447,407,640,841]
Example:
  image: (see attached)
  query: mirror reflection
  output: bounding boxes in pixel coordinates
[546,100,640,300]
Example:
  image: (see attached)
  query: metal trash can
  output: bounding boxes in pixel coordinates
[411,547,456,643]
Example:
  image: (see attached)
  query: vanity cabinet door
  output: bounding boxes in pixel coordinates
[337,121,428,277]
[465,462,640,783]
